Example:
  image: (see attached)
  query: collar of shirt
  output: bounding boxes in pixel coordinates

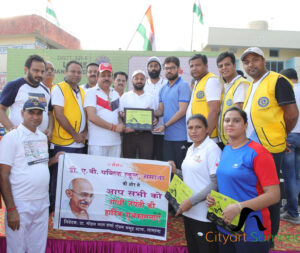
[167,76,181,87]
[18,123,39,136]
[191,135,210,152]
[146,77,165,86]
[254,71,270,86]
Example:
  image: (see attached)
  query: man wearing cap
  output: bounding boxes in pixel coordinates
[85,63,124,157]
[144,56,168,161]
[154,56,191,170]
[241,47,299,242]
[187,54,223,144]
[216,51,249,146]
[0,98,62,253]
[50,60,87,212]
[0,55,53,139]
[120,70,155,159]
[81,63,99,92]
[113,71,128,97]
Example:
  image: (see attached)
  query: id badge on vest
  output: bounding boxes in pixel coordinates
[23,139,49,165]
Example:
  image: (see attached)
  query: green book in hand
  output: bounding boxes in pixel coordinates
[165,175,193,212]
[207,190,244,234]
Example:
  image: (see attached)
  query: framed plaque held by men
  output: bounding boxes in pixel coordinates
[124,108,154,131]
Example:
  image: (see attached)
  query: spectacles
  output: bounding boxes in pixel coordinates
[72,190,94,199]
[164,66,177,71]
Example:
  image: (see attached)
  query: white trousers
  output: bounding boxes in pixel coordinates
[5,196,49,253]
[88,144,121,157]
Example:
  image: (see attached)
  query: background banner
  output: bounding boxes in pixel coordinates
[53,153,171,241]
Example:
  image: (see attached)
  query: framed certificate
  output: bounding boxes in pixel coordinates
[124,108,154,131]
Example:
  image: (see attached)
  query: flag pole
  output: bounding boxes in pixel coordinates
[126,5,151,51]
[190,0,195,51]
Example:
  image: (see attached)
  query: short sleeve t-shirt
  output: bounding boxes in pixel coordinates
[120,90,155,112]
[0,124,49,200]
[216,140,279,241]
[159,77,191,141]
[181,137,221,222]
[84,86,121,146]
[0,77,51,132]
[51,84,86,148]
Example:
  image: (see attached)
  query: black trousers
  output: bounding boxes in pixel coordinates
[122,132,153,159]
[152,134,164,161]
[163,140,188,170]
[183,216,219,253]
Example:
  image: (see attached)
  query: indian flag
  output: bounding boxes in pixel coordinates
[46,0,60,26]
[137,5,156,51]
[193,0,204,24]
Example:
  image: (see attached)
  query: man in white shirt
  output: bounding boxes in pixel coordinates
[0,55,53,139]
[85,63,124,157]
[0,98,61,253]
[187,54,223,144]
[81,63,99,92]
[144,56,168,161]
[216,52,249,146]
[120,70,155,159]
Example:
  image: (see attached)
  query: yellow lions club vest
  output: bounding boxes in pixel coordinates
[220,76,250,144]
[192,72,220,138]
[243,71,293,153]
[51,81,85,146]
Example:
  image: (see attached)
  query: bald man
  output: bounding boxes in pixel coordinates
[42,61,55,90]
[64,178,94,220]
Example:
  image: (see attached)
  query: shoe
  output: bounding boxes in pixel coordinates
[280,207,286,214]
[280,211,300,224]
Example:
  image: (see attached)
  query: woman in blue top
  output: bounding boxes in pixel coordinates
[207,107,280,253]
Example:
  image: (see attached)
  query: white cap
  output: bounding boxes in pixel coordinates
[132,70,146,79]
[147,56,162,67]
[241,47,265,61]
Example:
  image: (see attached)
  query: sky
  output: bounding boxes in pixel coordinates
[1,0,300,51]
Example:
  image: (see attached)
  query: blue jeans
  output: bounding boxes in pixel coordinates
[282,133,300,218]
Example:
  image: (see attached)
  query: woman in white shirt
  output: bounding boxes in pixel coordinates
[170,114,221,253]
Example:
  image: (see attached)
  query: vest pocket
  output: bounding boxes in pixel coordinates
[58,124,73,140]
[260,121,286,147]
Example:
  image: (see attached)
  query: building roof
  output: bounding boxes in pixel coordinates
[0,14,81,49]
[204,27,300,50]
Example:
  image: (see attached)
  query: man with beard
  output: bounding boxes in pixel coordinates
[120,70,155,159]
[144,56,168,161]
[153,56,190,170]
[49,60,87,212]
[0,55,52,139]
[113,71,128,97]
[64,178,95,220]
[187,54,223,145]
[85,63,124,157]
[81,63,99,92]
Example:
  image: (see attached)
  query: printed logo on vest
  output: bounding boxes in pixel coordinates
[258,97,269,107]
[196,91,205,99]
[226,99,233,106]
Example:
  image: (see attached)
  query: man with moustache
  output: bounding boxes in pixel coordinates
[120,70,155,159]
[81,63,99,92]
[50,60,87,212]
[144,56,168,161]
[187,54,223,144]
[0,55,52,139]
[241,47,299,245]
[42,61,55,90]
[64,178,95,220]
[216,52,249,145]
[113,71,128,97]
[0,98,62,253]
[85,63,124,157]
[154,56,190,169]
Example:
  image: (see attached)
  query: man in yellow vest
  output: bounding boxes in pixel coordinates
[188,54,223,144]
[217,52,250,146]
[49,60,87,212]
[241,47,299,245]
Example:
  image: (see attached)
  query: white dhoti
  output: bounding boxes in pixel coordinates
[88,144,121,157]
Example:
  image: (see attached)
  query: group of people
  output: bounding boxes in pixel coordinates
[0,46,299,253]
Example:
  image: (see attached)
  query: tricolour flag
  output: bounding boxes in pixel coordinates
[193,0,204,24]
[137,5,156,51]
[46,0,60,26]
